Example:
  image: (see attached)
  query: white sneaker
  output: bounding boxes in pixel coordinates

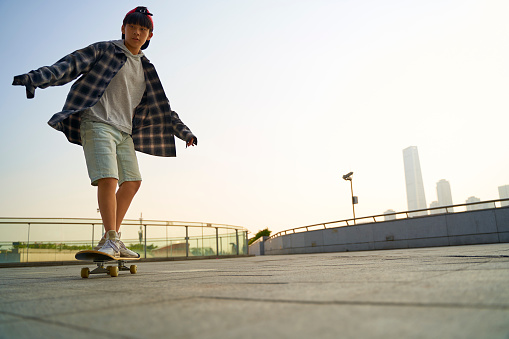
[94,235,106,250]
[97,230,120,257]
[118,233,140,258]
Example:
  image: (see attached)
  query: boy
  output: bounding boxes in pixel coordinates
[12,6,197,258]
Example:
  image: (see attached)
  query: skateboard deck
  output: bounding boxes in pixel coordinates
[75,250,140,278]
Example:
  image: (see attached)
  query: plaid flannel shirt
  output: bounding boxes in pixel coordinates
[13,41,196,157]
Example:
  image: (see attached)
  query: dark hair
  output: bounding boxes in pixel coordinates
[123,12,153,32]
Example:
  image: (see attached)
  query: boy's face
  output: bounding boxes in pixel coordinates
[121,23,153,54]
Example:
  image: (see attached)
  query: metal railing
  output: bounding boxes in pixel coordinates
[0,218,249,263]
[269,198,509,240]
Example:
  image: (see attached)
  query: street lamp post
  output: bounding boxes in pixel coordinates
[342,172,357,225]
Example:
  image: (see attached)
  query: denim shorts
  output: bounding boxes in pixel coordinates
[80,121,142,186]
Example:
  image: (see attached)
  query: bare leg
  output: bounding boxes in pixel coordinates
[115,181,141,232]
[97,178,118,232]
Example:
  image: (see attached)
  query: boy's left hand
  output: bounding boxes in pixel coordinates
[186,138,197,148]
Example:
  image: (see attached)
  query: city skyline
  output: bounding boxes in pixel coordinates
[395,153,506,217]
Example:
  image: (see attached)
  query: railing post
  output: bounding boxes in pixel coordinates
[235,229,239,255]
[92,224,95,248]
[185,226,189,258]
[144,224,147,259]
[246,231,249,255]
[216,228,219,257]
[26,223,30,263]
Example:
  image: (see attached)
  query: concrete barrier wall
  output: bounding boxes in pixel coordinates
[264,207,509,255]
[248,236,268,255]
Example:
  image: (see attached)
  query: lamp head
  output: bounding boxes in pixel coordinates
[342,172,354,180]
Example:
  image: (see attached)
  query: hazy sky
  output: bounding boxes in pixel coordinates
[1,0,508,235]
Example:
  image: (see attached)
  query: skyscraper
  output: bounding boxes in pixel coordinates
[436,179,453,212]
[403,146,427,216]
[499,185,509,207]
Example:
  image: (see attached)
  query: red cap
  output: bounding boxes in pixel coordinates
[125,6,153,29]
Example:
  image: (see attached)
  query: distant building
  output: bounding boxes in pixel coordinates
[384,209,396,221]
[437,179,453,206]
[403,146,427,216]
[466,196,481,211]
[498,185,509,207]
[436,179,454,212]
[465,196,492,211]
[429,201,444,215]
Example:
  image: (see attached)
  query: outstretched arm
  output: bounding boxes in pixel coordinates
[12,43,100,99]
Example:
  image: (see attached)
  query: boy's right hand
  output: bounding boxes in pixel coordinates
[12,74,35,99]
[12,74,29,86]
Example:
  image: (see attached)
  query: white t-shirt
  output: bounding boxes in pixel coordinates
[81,40,146,134]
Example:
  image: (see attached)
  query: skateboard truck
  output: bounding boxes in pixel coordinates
[81,260,137,278]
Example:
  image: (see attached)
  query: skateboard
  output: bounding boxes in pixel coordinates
[75,250,140,278]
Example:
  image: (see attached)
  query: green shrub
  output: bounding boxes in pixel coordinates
[248,228,271,245]
[11,242,93,251]
[127,243,158,252]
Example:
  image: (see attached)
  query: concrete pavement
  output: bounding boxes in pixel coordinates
[1,243,509,339]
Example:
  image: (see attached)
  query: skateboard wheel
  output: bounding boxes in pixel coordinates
[81,268,90,279]
[130,265,137,274]
[110,266,119,277]
[106,266,113,275]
